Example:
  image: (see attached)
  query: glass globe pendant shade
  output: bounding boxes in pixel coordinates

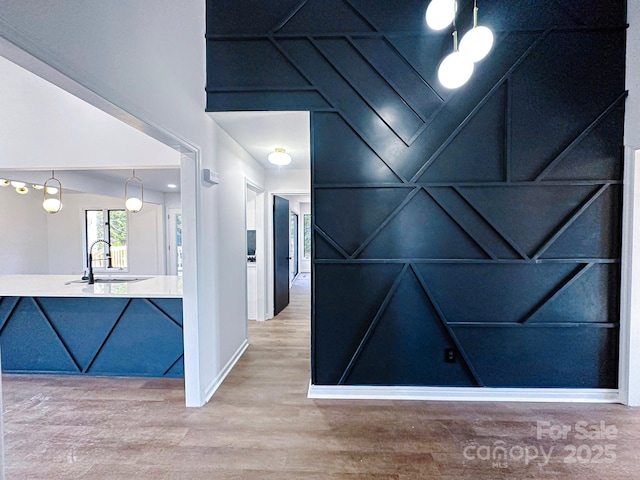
[42,171,63,214]
[459,25,494,62]
[268,148,292,166]
[125,170,144,213]
[426,0,457,31]
[43,198,62,213]
[438,50,474,89]
[125,197,143,213]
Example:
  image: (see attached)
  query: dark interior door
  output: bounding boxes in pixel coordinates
[274,195,290,316]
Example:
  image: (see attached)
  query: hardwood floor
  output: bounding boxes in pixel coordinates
[3,272,640,479]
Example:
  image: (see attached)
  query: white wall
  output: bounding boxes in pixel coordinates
[266,169,311,194]
[215,123,266,358]
[56,193,164,276]
[0,0,226,406]
[0,186,49,274]
[164,192,182,210]
[0,189,164,275]
[247,190,257,230]
[0,56,180,169]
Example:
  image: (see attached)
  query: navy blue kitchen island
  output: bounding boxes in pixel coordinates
[0,275,183,378]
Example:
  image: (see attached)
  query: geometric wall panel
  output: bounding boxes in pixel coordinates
[540,185,621,259]
[207,0,626,388]
[414,263,583,324]
[417,84,507,184]
[313,113,403,185]
[345,269,476,386]
[314,263,404,384]
[358,190,489,260]
[458,185,602,258]
[314,188,411,256]
[452,325,619,388]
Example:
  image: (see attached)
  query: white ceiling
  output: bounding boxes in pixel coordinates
[1,55,310,199]
[209,111,311,171]
[72,168,181,193]
[0,55,181,195]
[0,168,181,194]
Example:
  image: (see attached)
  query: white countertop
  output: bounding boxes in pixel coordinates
[0,275,182,298]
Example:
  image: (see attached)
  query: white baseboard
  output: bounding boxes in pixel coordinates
[307,383,621,404]
[203,340,249,404]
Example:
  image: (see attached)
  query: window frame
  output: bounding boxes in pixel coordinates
[83,208,130,273]
[303,213,312,260]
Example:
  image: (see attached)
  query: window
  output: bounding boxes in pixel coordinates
[303,214,311,260]
[85,209,128,270]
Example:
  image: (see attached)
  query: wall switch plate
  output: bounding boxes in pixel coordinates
[444,348,456,363]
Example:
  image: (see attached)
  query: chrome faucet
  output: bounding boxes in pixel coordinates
[85,239,111,284]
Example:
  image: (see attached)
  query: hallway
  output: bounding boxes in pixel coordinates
[2,273,640,478]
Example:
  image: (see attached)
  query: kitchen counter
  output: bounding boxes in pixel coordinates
[0,274,182,298]
[0,274,184,378]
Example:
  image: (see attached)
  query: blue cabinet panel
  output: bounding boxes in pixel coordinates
[0,297,183,378]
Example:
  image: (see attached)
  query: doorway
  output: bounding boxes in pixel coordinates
[246,180,266,321]
[167,208,183,276]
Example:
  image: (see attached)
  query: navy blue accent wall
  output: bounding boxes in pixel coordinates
[206,0,627,388]
[0,297,184,377]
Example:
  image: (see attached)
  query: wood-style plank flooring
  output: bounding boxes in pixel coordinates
[3,272,640,479]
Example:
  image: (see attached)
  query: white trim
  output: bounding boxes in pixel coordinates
[203,340,249,404]
[308,383,620,404]
[620,148,640,406]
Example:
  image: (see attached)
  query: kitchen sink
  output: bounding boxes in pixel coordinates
[66,277,150,284]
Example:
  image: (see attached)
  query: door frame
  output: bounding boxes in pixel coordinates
[290,211,299,285]
[246,179,266,321]
[266,191,310,319]
[166,207,183,276]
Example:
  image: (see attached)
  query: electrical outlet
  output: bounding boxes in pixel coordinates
[444,348,456,363]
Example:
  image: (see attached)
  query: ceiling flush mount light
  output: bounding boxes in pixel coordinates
[125,169,144,213]
[426,0,457,31]
[438,30,474,89]
[167,183,177,189]
[459,0,494,62]
[42,170,63,214]
[268,148,292,166]
[0,179,9,187]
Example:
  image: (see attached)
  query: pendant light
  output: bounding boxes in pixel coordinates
[10,180,28,194]
[42,170,63,214]
[459,0,494,62]
[438,29,474,89]
[426,0,457,31]
[268,148,292,166]
[124,169,144,213]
